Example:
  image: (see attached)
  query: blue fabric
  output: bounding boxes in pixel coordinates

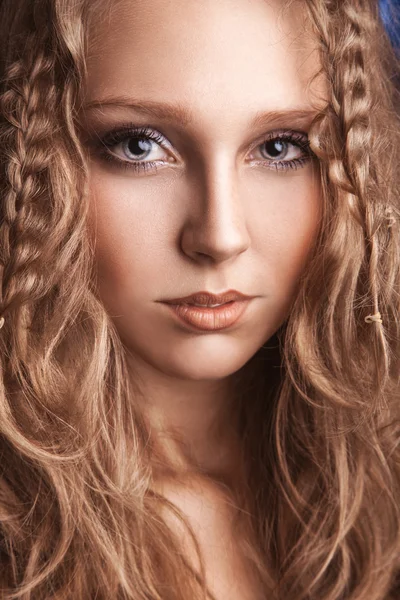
[379,0,400,51]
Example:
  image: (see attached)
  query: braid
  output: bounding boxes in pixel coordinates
[275,2,400,598]
[335,0,391,395]
[1,38,58,294]
[302,0,399,402]
[0,1,89,369]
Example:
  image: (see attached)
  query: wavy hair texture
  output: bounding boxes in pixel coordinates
[0,0,399,598]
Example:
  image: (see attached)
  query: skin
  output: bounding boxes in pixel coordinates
[81,0,326,483]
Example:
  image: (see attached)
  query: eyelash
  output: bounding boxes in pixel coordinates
[95,124,313,174]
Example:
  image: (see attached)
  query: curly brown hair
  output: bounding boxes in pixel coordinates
[0,0,399,598]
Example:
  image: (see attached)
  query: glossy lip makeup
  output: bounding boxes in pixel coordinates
[161,299,252,331]
[159,289,254,332]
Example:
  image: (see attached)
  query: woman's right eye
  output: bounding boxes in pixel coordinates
[96,125,174,174]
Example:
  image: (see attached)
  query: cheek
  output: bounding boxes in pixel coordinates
[86,172,154,311]
[87,169,157,274]
[251,170,321,292]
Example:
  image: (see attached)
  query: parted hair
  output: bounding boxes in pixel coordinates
[0,0,400,598]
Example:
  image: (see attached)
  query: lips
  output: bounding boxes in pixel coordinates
[163,289,253,307]
[166,299,251,331]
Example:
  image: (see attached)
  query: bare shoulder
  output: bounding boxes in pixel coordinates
[153,474,264,600]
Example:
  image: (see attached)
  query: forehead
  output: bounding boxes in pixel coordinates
[84,0,326,128]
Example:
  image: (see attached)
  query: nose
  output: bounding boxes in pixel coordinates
[180,155,251,264]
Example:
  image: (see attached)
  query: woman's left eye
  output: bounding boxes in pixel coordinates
[249,133,312,170]
[94,125,313,174]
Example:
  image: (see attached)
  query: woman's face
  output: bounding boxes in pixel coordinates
[82,0,325,384]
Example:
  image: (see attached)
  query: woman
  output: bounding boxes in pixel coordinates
[0,0,399,598]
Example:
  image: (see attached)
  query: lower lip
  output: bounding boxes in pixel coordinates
[163,300,251,331]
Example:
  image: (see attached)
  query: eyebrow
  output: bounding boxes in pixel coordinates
[83,95,320,129]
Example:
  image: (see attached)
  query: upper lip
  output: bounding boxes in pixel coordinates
[162,289,254,306]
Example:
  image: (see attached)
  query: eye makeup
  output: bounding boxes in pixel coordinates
[87,122,315,175]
